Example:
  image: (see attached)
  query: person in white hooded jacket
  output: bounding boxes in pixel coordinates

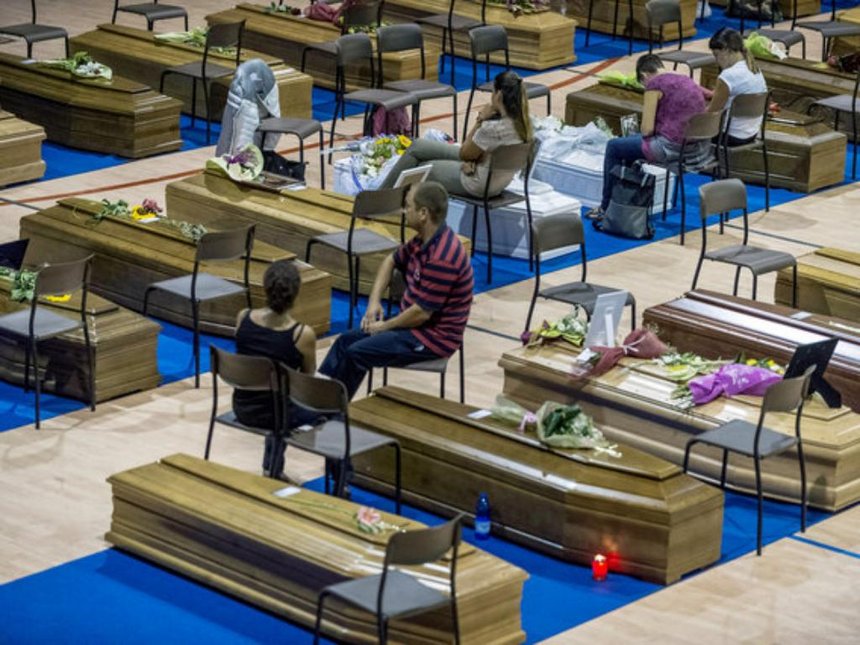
[215,58,281,156]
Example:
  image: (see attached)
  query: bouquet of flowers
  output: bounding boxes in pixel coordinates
[155,27,237,56]
[206,144,265,182]
[39,51,112,80]
[267,2,302,15]
[489,0,550,16]
[521,310,588,348]
[346,134,412,191]
[597,70,644,91]
[93,198,208,243]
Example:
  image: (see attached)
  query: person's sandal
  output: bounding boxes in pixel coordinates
[584,207,605,221]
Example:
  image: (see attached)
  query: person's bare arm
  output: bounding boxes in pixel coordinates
[460,103,498,161]
[296,325,317,374]
[365,303,432,335]
[641,90,662,137]
[361,253,395,332]
[707,79,730,113]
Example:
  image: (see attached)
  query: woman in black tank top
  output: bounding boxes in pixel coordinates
[233,261,317,474]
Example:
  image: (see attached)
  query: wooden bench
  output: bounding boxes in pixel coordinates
[499,342,860,512]
[19,198,332,335]
[349,386,724,585]
[106,454,528,644]
[70,23,312,120]
[0,108,45,187]
[0,52,182,158]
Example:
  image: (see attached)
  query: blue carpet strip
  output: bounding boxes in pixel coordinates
[789,535,860,560]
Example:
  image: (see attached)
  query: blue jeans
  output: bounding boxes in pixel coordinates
[601,135,645,210]
[319,328,439,399]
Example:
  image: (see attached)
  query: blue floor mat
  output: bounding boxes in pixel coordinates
[0,479,833,644]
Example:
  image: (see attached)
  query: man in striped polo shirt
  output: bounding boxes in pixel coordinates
[320,181,473,399]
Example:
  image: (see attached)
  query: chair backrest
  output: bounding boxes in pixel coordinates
[487,140,532,175]
[469,24,507,59]
[532,210,585,256]
[205,20,244,67]
[195,225,255,263]
[210,345,280,393]
[384,515,462,567]
[285,368,349,417]
[646,0,683,50]
[762,365,816,415]
[34,254,92,298]
[336,32,374,66]
[341,0,384,33]
[698,178,746,220]
[353,185,406,221]
[377,23,425,79]
[683,111,723,142]
[448,0,487,24]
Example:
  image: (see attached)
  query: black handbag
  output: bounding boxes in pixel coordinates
[593,161,656,240]
[262,150,306,181]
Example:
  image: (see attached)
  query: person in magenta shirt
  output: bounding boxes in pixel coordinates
[586,54,709,220]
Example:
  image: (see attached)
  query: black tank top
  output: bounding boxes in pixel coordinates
[233,313,304,430]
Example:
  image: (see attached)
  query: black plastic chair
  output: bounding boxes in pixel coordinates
[692,178,797,305]
[112,0,188,31]
[416,0,487,88]
[584,0,634,56]
[737,0,806,57]
[462,25,550,135]
[0,255,95,429]
[284,368,402,513]
[143,225,255,388]
[306,186,406,328]
[790,0,860,61]
[809,68,859,179]
[160,21,245,145]
[377,23,459,140]
[257,117,326,189]
[525,210,636,333]
[683,365,815,555]
[450,140,535,284]
[313,515,462,644]
[0,0,68,58]
[205,346,287,477]
[719,91,771,211]
[646,0,716,78]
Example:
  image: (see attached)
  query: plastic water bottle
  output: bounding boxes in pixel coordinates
[474,492,491,540]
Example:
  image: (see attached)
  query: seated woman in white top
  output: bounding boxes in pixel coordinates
[380,70,532,198]
[706,27,767,146]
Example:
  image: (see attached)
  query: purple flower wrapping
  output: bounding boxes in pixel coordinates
[689,364,783,406]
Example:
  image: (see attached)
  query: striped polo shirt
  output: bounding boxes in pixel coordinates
[393,224,473,357]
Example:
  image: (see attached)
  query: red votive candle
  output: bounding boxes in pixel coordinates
[592,554,608,581]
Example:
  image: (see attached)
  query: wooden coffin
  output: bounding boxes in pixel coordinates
[0,108,45,186]
[499,343,860,512]
[564,82,847,193]
[206,5,440,93]
[776,247,860,321]
[707,0,820,18]
[70,24,312,120]
[0,52,182,158]
[18,198,331,336]
[165,170,471,294]
[0,276,160,403]
[382,0,576,70]
[563,0,698,40]
[642,289,860,413]
[106,453,528,644]
[349,386,724,585]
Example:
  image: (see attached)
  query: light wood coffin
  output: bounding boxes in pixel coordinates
[642,290,860,413]
[106,453,528,644]
[564,82,847,193]
[500,344,860,512]
[382,0,576,70]
[832,6,860,56]
[206,5,440,93]
[0,109,45,186]
[18,198,332,336]
[0,52,182,158]
[165,170,471,295]
[69,24,313,120]
[563,0,698,40]
[0,278,160,403]
[776,247,860,322]
[349,386,724,585]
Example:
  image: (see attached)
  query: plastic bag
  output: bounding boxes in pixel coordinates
[688,364,783,406]
[745,32,787,60]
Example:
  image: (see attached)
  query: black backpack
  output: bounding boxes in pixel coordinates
[593,161,656,240]
[262,150,306,181]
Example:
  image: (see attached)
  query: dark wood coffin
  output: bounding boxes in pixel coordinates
[70,24,313,120]
[776,247,860,322]
[563,0,697,40]
[643,289,860,412]
[0,108,45,186]
[564,82,846,193]
[165,170,471,295]
[349,386,724,585]
[106,454,528,644]
[0,277,160,403]
[382,0,576,70]
[500,342,860,512]
[0,52,182,158]
[206,4,440,93]
[18,198,332,336]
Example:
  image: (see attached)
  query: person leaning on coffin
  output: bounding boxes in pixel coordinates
[380,70,532,198]
[705,27,767,147]
[585,54,710,220]
[215,58,281,157]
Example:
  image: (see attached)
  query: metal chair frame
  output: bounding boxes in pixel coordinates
[646,0,717,77]
[719,91,771,211]
[111,0,189,31]
[0,0,69,58]
[809,68,860,180]
[584,0,634,56]
[416,0,487,88]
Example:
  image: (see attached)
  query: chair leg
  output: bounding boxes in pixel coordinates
[629,300,636,332]
[452,93,459,141]
[63,36,69,58]
[733,266,742,297]
[469,204,478,258]
[203,81,212,145]
[791,264,798,308]
[679,167,687,246]
[585,0,595,47]
[83,320,96,412]
[190,78,198,128]
[752,273,758,300]
[366,368,373,395]
[691,257,704,291]
[458,346,465,404]
[192,300,201,388]
[682,440,695,473]
[755,456,764,555]
[483,203,493,284]
[797,438,808,533]
[313,590,330,645]
[448,26,457,89]
[318,128,326,190]
[393,444,402,515]
[439,369,446,399]
[32,340,41,430]
[525,295,537,335]
[720,448,729,488]
[23,343,31,393]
